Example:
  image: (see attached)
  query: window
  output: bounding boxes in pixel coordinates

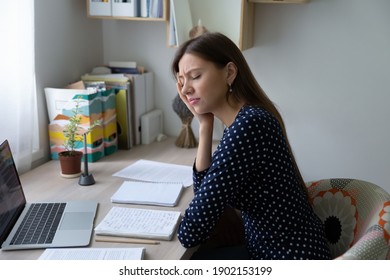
[0,0,36,174]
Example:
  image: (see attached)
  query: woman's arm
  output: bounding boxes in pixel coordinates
[194,118,214,171]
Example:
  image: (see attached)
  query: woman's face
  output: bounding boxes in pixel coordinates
[177,53,229,115]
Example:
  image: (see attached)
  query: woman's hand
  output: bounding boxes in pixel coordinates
[175,80,214,126]
[176,75,214,172]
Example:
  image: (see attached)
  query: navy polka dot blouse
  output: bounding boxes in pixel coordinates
[178,105,331,260]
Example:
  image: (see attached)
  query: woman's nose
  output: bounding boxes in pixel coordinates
[181,81,193,95]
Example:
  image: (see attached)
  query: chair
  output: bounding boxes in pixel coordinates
[306,178,390,259]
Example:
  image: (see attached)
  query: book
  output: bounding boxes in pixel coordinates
[140,0,163,18]
[108,61,137,68]
[111,181,183,207]
[150,0,163,18]
[81,73,129,83]
[112,159,193,187]
[38,247,145,260]
[94,207,181,241]
[140,0,149,17]
[110,66,141,74]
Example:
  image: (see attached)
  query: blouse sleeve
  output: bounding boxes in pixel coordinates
[177,114,271,248]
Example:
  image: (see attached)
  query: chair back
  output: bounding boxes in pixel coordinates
[306,178,390,259]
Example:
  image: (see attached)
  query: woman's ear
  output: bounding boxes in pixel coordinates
[226,62,238,85]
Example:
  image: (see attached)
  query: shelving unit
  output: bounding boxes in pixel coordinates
[87,0,168,22]
[86,0,308,50]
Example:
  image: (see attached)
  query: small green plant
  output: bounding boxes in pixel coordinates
[62,98,101,156]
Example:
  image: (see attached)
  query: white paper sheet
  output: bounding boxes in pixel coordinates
[112,159,193,187]
[38,247,145,260]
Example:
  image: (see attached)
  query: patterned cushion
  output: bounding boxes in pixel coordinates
[306,178,390,259]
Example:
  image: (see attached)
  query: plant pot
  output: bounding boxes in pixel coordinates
[58,151,83,178]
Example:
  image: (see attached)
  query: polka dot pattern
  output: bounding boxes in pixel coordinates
[177,106,331,260]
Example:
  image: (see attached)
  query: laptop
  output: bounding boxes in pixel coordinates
[0,139,98,251]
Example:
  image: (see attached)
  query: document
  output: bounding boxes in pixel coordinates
[38,247,145,260]
[112,159,193,187]
[111,181,183,207]
[94,207,181,241]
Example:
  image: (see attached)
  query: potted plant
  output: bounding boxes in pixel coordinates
[58,98,101,178]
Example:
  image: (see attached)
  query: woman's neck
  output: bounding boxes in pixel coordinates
[214,100,245,127]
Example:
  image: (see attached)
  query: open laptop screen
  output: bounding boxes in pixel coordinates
[0,140,26,246]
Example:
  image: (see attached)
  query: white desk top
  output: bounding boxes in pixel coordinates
[0,137,200,260]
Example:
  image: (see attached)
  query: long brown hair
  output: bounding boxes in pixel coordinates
[171,32,307,195]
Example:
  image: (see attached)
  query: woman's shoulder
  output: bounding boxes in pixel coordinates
[238,105,276,124]
[230,105,282,135]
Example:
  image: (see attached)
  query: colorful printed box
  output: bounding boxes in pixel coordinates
[47,88,118,162]
[101,88,118,156]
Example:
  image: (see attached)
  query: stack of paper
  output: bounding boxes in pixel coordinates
[38,247,145,260]
[111,181,183,207]
[94,207,181,241]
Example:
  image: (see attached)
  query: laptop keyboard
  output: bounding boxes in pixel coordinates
[10,202,66,245]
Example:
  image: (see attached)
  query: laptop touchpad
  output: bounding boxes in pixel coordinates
[59,212,94,230]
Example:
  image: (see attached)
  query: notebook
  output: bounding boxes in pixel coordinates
[111,181,183,207]
[95,207,181,241]
[0,139,98,251]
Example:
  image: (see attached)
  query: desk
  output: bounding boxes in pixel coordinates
[0,137,203,260]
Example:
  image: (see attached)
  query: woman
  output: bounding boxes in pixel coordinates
[171,32,331,260]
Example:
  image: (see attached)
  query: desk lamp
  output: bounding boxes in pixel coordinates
[79,133,95,186]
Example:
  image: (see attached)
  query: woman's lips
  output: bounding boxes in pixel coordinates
[188,97,200,106]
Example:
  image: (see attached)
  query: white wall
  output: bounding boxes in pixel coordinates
[101,0,390,191]
[33,1,389,191]
[247,0,390,189]
[35,0,103,165]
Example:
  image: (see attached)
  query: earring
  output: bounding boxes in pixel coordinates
[228,84,233,93]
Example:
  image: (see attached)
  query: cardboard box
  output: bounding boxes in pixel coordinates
[112,0,138,17]
[88,0,112,17]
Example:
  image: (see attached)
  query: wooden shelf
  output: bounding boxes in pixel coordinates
[87,15,167,22]
[249,0,309,3]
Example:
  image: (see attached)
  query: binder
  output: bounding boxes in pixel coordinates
[125,72,154,145]
[81,74,134,149]
[82,72,154,147]
[114,83,133,149]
